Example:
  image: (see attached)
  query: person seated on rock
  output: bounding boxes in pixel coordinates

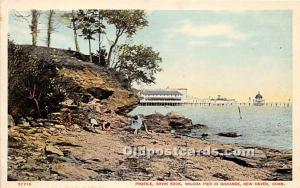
[90,118,111,131]
[90,118,98,130]
[101,120,111,131]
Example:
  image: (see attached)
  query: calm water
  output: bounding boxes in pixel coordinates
[129,105,292,151]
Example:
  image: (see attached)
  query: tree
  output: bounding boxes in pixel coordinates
[58,10,81,52]
[87,10,106,65]
[30,10,40,46]
[77,10,98,62]
[14,10,41,46]
[46,10,55,47]
[116,44,162,86]
[103,10,148,67]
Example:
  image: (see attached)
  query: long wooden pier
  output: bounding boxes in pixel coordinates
[139,102,292,107]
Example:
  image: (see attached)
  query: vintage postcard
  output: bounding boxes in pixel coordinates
[1,0,300,188]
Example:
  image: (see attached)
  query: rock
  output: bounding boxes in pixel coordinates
[217,132,241,137]
[50,112,61,116]
[45,144,64,156]
[95,129,102,134]
[275,168,292,174]
[19,121,30,127]
[7,174,19,181]
[43,131,51,137]
[44,122,54,127]
[144,112,193,132]
[168,115,193,129]
[8,115,15,127]
[213,173,231,180]
[222,155,258,167]
[54,124,66,130]
[54,141,81,147]
[144,113,171,132]
[193,123,208,129]
[60,99,74,106]
[30,121,39,127]
[51,163,98,180]
[169,119,192,129]
[166,111,183,118]
[73,124,81,131]
[14,156,26,163]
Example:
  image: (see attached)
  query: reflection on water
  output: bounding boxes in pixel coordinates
[130,105,292,151]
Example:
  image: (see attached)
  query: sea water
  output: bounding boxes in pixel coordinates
[129,105,292,151]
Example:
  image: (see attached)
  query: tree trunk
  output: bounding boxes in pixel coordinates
[46,10,54,47]
[98,12,101,66]
[71,10,80,52]
[33,98,41,116]
[107,29,123,68]
[31,10,39,46]
[88,39,92,63]
[107,37,119,67]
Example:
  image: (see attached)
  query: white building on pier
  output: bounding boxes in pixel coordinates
[139,88,187,105]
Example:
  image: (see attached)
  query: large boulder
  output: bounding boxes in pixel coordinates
[144,112,193,133]
[45,144,64,156]
[144,113,170,133]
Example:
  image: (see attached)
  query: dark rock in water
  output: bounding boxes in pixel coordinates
[167,111,193,129]
[193,124,208,129]
[144,113,170,132]
[218,132,241,137]
[201,133,209,138]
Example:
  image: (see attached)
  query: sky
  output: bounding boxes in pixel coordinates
[8,10,292,102]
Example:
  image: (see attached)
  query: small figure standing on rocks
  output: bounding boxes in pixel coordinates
[130,114,149,134]
[64,109,72,128]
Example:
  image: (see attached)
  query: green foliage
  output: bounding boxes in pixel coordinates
[103,10,148,37]
[103,10,148,67]
[95,47,108,66]
[8,41,66,118]
[116,44,162,85]
[77,10,105,40]
[77,10,97,40]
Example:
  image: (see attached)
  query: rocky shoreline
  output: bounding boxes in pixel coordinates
[7,45,292,181]
[8,112,292,181]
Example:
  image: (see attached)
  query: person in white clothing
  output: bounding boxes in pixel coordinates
[130,114,149,134]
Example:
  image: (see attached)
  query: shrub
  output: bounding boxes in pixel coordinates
[8,41,66,118]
